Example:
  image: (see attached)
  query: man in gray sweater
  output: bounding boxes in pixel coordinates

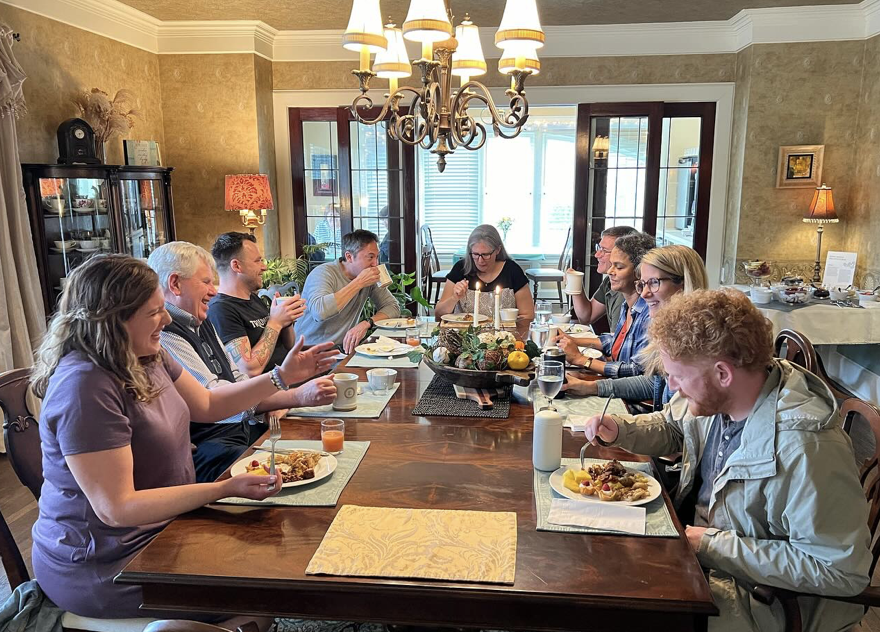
[295,229,400,353]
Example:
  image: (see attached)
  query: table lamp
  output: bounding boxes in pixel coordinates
[803,183,838,284]
[224,174,274,235]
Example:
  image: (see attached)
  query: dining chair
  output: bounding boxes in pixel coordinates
[773,329,850,402]
[420,225,450,302]
[750,396,880,632]
[257,280,301,306]
[0,368,43,500]
[525,227,571,305]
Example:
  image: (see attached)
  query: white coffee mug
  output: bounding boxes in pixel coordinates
[565,270,585,294]
[332,373,359,411]
[367,368,397,395]
[500,308,519,322]
[376,264,393,288]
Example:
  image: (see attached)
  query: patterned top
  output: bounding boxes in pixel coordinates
[598,296,651,378]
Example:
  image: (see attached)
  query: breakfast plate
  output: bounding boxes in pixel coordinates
[440,313,490,324]
[77,247,100,253]
[562,324,594,341]
[229,449,337,489]
[355,342,413,357]
[549,464,662,507]
[373,317,420,330]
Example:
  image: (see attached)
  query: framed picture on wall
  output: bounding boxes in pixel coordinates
[310,153,337,196]
[124,140,162,166]
[776,145,824,189]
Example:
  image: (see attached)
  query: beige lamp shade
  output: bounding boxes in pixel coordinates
[374,24,413,78]
[495,0,545,50]
[403,0,453,43]
[498,43,541,75]
[803,184,839,224]
[452,17,487,77]
[225,174,274,212]
[343,0,388,52]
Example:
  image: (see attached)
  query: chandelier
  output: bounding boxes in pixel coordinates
[342,0,545,172]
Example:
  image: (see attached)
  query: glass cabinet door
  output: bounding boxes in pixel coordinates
[38,176,115,302]
[119,178,169,259]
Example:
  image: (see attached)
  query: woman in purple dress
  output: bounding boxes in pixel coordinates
[29,254,336,620]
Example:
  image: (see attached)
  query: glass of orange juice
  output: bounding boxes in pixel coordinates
[405,327,420,346]
[321,418,345,454]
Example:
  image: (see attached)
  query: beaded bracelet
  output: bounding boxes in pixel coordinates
[270,365,289,391]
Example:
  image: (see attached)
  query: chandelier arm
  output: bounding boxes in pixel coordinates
[453,82,530,133]
[350,87,423,126]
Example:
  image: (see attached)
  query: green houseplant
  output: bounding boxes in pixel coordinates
[261,243,330,302]
[362,270,432,319]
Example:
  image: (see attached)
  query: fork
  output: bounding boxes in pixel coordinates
[580,394,615,470]
[267,415,282,491]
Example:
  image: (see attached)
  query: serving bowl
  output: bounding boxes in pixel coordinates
[421,355,534,389]
[857,290,878,305]
[774,285,813,305]
[750,287,773,304]
[550,313,572,324]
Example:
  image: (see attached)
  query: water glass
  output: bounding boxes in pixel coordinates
[537,360,565,408]
[321,418,345,454]
[535,300,552,324]
[529,321,549,349]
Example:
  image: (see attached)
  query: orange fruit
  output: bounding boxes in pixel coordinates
[514,340,525,350]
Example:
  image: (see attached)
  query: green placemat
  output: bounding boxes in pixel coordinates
[551,394,629,418]
[216,440,369,507]
[285,383,399,418]
[534,457,678,537]
[346,354,421,369]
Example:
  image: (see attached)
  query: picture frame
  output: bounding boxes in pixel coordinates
[124,140,162,166]
[776,145,824,189]
[310,153,337,197]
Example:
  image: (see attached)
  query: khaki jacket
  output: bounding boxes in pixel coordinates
[608,360,871,632]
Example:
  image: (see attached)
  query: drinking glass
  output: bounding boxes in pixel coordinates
[535,300,552,324]
[529,321,549,349]
[321,418,345,454]
[405,327,420,346]
[537,360,564,410]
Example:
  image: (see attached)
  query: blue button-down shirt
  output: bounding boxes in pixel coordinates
[598,296,651,378]
[695,415,747,527]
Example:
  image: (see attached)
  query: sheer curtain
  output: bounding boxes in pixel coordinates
[0,23,45,376]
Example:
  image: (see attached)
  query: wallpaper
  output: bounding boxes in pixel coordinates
[0,4,164,166]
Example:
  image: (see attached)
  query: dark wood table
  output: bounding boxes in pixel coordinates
[118,355,717,631]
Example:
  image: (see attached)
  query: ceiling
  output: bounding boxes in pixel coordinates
[114,0,861,31]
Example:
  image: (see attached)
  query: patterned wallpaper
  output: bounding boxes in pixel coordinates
[0,4,164,165]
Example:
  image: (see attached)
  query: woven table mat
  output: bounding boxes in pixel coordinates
[412,375,511,419]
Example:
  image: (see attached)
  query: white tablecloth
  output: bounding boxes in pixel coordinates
[757,302,880,345]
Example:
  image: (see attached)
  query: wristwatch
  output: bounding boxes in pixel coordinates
[583,355,593,370]
[366,317,375,328]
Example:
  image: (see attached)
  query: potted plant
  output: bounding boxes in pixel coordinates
[362,270,432,320]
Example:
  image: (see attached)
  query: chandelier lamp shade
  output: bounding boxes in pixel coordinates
[224,174,274,235]
[802,183,840,283]
[343,0,545,172]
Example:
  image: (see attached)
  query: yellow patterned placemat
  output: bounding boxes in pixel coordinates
[306,505,517,584]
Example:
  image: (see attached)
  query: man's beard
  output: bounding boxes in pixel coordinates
[679,382,728,417]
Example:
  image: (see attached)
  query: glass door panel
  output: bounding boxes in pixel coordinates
[589,116,649,233]
[303,120,342,262]
[119,178,169,259]
[656,117,702,248]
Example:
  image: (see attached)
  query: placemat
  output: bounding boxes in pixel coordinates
[534,457,678,537]
[306,505,517,584]
[346,353,421,369]
[216,440,369,507]
[412,375,511,418]
[286,383,399,418]
[549,394,629,418]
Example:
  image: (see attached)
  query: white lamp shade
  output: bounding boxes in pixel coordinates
[495,0,545,50]
[451,20,487,76]
[498,44,540,75]
[403,0,453,43]
[342,0,388,53]
[374,26,413,78]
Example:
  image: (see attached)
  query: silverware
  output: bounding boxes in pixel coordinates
[580,394,615,470]
[266,416,282,491]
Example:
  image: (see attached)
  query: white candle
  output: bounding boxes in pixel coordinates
[494,286,502,330]
[473,282,481,323]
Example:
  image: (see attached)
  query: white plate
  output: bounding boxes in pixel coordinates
[440,313,490,324]
[50,247,74,254]
[229,450,337,489]
[579,347,603,359]
[549,465,662,507]
[77,247,101,253]
[355,342,413,357]
[374,317,420,330]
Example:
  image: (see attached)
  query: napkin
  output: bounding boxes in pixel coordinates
[564,415,591,432]
[547,498,646,535]
[374,335,408,352]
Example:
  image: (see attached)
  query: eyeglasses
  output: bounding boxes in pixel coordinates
[471,250,496,260]
[200,341,224,375]
[594,243,613,255]
[635,277,682,293]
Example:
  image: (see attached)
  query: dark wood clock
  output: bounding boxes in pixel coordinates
[57,118,100,164]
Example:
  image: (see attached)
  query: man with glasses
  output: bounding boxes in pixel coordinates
[570,225,638,331]
[149,242,337,482]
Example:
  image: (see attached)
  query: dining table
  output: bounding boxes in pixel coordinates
[117,322,717,631]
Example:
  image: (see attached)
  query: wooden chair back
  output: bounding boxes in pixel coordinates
[557,227,572,270]
[773,329,818,373]
[841,397,880,577]
[0,503,30,590]
[0,368,44,500]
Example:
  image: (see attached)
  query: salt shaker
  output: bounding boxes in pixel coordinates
[533,409,563,471]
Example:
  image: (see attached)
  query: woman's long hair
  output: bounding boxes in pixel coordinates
[639,245,709,294]
[461,224,511,277]
[31,254,162,402]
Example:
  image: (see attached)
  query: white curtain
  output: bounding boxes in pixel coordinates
[0,23,45,376]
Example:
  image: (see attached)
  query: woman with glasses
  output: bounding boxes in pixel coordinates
[563,245,709,409]
[555,232,656,379]
[435,224,535,321]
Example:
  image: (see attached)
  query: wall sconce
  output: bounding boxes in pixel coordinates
[224,174,274,236]
[802,183,839,283]
[592,135,610,160]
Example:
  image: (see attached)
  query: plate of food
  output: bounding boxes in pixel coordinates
[373,317,419,330]
[562,324,594,341]
[440,313,490,324]
[549,459,662,506]
[230,449,337,488]
[355,336,413,357]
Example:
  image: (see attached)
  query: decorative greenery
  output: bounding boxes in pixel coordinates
[412,325,541,371]
[261,243,330,302]
[497,216,514,240]
[362,270,432,320]
[71,88,142,144]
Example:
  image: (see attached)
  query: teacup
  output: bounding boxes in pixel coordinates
[332,373,359,411]
[53,240,75,249]
[43,198,64,213]
[74,197,94,208]
[565,270,584,294]
[550,313,571,324]
[376,264,393,288]
[366,368,397,395]
[500,308,519,322]
[96,199,108,211]
[79,240,97,249]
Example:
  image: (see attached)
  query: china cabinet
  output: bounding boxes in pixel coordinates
[21,164,176,315]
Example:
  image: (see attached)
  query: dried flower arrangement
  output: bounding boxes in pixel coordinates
[71,88,142,145]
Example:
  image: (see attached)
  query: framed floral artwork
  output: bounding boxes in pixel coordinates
[776,145,824,189]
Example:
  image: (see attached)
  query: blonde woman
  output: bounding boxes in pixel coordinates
[564,245,709,408]
[30,254,337,620]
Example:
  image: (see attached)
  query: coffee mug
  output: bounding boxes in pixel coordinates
[565,270,585,294]
[376,264,393,288]
[500,308,519,322]
[332,373,359,411]
[366,368,397,395]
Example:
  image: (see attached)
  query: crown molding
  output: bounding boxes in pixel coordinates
[3,0,879,61]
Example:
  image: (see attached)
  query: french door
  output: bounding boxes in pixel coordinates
[571,102,716,298]
[288,107,416,275]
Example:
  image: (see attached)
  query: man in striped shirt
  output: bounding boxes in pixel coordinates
[148,241,336,482]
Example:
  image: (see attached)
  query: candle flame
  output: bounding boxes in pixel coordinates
[475,282,481,290]
[495,286,501,295]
